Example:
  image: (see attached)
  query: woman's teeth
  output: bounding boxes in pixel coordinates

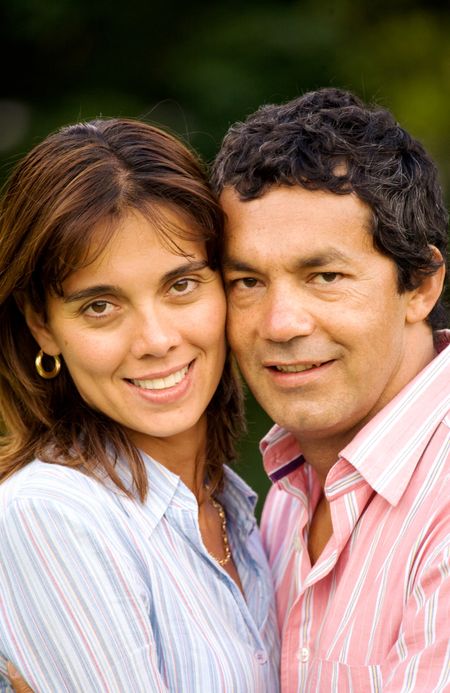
[132,365,189,390]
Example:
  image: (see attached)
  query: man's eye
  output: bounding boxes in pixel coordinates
[235,277,258,288]
[313,272,341,284]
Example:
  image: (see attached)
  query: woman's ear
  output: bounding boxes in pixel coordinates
[23,302,60,356]
[406,246,446,324]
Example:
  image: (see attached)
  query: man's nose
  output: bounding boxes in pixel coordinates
[258,286,316,343]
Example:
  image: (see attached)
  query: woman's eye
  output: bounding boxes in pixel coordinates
[83,300,114,317]
[169,278,197,295]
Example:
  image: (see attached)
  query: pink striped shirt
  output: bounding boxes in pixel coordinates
[261,330,450,692]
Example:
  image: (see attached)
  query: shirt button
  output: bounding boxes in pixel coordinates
[254,650,268,664]
[297,647,309,663]
[293,535,302,552]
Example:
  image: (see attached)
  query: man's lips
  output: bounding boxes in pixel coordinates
[265,360,334,373]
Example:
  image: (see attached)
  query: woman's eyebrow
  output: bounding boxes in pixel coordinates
[162,259,209,283]
[63,260,210,303]
[63,285,120,303]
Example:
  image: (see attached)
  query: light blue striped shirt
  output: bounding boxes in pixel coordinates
[0,453,280,692]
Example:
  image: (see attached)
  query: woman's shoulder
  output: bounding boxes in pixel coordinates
[0,458,116,516]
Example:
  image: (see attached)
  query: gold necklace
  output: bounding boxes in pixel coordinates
[208,496,231,566]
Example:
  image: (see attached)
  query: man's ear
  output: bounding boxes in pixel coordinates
[406,246,446,324]
[23,303,61,356]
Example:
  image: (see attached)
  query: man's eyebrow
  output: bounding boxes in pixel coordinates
[294,250,351,268]
[221,258,256,273]
[222,249,351,273]
[63,260,210,303]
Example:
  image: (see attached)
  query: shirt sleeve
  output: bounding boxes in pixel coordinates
[383,532,450,692]
[0,496,169,693]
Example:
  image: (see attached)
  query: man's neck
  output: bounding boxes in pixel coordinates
[299,436,353,488]
[297,325,438,488]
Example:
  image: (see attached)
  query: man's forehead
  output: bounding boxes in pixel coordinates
[220,184,375,254]
[220,183,372,220]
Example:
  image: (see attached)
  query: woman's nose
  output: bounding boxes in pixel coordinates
[129,307,182,359]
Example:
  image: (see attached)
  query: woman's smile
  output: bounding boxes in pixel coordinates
[129,362,191,390]
[124,360,195,404]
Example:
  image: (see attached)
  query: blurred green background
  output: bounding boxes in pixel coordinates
[1,0,449,517]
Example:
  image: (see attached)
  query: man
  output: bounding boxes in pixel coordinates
[211,87,449,691]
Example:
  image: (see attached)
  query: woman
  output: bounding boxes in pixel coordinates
[0,119,279,691]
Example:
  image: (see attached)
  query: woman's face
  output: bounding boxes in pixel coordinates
[27,209,227,454]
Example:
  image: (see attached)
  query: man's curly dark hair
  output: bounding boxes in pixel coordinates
[211,87,448,330]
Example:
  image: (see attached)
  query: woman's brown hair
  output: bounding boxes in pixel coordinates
[0,118,245,499]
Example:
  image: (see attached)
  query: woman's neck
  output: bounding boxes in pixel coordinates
[124,418,208,500]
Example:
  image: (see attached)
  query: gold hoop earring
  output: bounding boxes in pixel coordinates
[35,350,61,379]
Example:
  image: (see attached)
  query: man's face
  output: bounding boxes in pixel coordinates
[221,185,418,451]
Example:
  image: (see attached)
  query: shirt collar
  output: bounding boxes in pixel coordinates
[341,331,450,504]
[261,330,450,506]
[116,451,257,537]
[218,465,258,535]
[260,426,305,481]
